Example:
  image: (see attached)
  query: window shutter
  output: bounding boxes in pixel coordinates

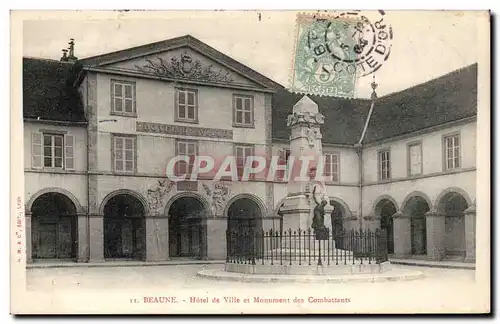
[133,85,137,113]
[64,134,75,170]
[110,81,115,112]
[31,131,43,169]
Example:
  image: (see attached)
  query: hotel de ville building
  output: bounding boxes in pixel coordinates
[22,35,477,264]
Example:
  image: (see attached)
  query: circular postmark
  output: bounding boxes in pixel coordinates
[300,11,393,78]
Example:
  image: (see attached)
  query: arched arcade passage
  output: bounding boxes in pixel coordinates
[31,192,78,260]
[374,198,397,255]
[103,194,146,260]
[402,196,430,255]
[437,191,469,258]
[227,197,264,256]
[167,196,207,259]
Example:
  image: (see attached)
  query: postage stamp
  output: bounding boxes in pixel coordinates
[290,11,393,98]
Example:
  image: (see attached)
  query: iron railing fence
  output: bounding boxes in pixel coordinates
[226,228,388,266]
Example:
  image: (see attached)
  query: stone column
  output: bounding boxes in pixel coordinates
[425,209,446,260]
[145,215,169,262]
[25,212,32,264]
[77,212,89,262]
[88,213,104,262]
[392,211,411,257]
[464,204,476,263]
[206,217,227,260]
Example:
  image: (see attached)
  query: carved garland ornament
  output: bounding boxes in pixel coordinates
[135,52,234,84]
[286,111,325,127]
[202,182,230,217]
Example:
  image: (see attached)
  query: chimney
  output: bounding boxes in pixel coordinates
[60,49,69,62]
[67,38,78,63]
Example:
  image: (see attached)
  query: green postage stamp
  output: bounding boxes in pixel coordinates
[290,11,393,98]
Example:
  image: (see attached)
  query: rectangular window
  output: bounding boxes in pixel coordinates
[277,148,291,181]
[233,95,254,127]
[43,134,64,168]
[176,140,198,176]
[176,88,198,123]
[408,143,422,176]
[111,80,135,115]
[379,149,391,180]
[324,152,340,182]
[444,134,460,170]
[32,132,75,170]
[113,136,136,173]
[235,145,254,179]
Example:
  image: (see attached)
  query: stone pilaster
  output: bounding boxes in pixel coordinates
[464,204,476,263]
[77,212,89,262]
[25,212,32,264]
[425,209,446,260]
[88,213,104,262]
[392,212,411,257]
[206,217,227,260]
[145,215,169,262]
[86,72,103,263]
[264,93,274,216]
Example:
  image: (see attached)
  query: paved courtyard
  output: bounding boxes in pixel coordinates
[18,263,488,314]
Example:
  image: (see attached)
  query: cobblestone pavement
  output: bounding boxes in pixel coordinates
[21,264,486,314]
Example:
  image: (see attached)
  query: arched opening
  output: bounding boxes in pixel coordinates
[437,192,468,258]
[403,196,430,255]
[103,194,146,260]
[374,199,396,254]
[168,196,207,259]
[31,192,78,260]
[330,200,346,249]
[227,198,263,256]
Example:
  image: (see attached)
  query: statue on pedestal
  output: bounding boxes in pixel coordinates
[312,185,329,240]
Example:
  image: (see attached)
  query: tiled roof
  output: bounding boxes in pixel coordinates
[272,90,371,145]
[23,57,85,123]
[273,63,478,145]
[364,63,478,143]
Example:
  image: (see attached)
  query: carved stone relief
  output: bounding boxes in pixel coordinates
[135,51,234,84]
[146,179,175,216]
[202,182,230,217]
[136,121,233,139]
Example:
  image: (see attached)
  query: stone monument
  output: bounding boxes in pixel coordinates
[280,95,333,232]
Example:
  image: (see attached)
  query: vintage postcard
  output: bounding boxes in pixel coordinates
[10,10,490,314]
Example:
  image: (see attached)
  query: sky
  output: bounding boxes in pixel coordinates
[22,10,483,98]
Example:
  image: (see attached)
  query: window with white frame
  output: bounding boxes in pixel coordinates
[31,131,75,170]
[277,148,291,181]
[235,145,254,179]
[379,149,391,180]
[113,135,136,173]
[444,134,460,170]
[176,88,198,122]
[408,143,422,176]
[176,140,198,176]
[324,152,340,182]
[111,80,135,115]
[233,95,254,127]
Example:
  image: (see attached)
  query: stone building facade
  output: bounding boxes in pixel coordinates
[23,35,477,263]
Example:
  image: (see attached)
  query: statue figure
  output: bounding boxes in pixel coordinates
[311,185,329,240]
